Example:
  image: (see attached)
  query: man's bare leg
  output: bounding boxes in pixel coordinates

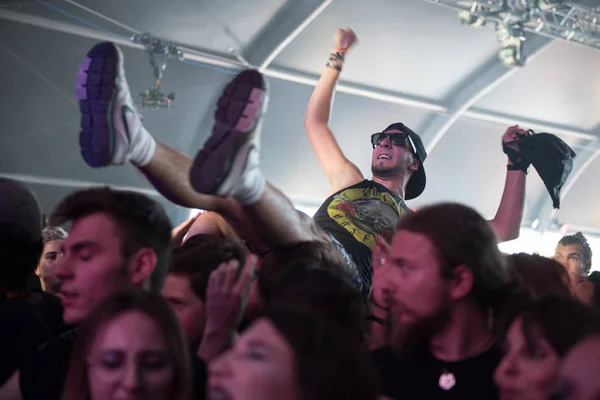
[141,145,316,248]
[141,143,231,212]
[243,184,322,247]
[133,140,276,250]
[145,140,317,247]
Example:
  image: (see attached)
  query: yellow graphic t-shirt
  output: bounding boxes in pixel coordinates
[313,180,411,290]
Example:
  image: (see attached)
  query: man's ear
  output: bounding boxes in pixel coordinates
[448,264,474,301]
[409,158,420,172]
[584,260,592,275]
[127,248,157,288]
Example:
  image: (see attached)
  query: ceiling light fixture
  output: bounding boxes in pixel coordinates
[132,33,183,111]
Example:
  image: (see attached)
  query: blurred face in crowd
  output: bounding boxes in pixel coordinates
[54,213,135,325]
[554,337,600,400]
[554,244,589,286]
[87,310,175,400]
[162,273,205,348]
[381,231,453,339]
[208,319,300,400]
[38,239,64,294]
[494,317,560,400]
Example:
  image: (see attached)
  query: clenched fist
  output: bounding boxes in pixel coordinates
[502,124,530,166]
[334,28,358,51]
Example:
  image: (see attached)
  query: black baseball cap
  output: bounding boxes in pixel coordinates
[382,123,427,200]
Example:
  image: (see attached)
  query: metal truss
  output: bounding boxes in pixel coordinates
[425,0,600,51]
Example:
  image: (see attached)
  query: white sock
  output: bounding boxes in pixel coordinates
[128,124,156,167]
[233,147,266,206]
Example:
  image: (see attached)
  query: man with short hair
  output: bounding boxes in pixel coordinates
[371,203,508,399]
[0,186,178,400]
[51,186,172,323]
[36,227,67,295]
[162,234,246,351]
[554,231,593,287]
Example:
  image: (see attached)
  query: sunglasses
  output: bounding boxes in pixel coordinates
[371,132,417,154]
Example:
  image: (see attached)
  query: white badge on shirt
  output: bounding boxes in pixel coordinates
[439,370,456,391]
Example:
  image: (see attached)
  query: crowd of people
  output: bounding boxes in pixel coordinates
[1,28,599,400]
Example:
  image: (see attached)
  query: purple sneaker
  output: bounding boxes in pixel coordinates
[75,42,153,167]
[189,69,267,197]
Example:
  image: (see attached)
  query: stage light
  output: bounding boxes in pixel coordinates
[458,10,486,27]
[498,43,525,67]
[496,23,526,67]
[131,33,183,111]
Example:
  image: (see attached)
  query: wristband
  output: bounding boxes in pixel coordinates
[330,51,345,62]
[326,61,342,72]
[503,140,530,173]
[507,164,528,174]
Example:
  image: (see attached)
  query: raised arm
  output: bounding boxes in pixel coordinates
[303,28,364,193]
[488,125,528,242]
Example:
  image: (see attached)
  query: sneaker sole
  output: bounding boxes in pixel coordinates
[75,42,119,168]
[189,70,267,195]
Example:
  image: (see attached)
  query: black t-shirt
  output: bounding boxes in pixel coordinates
[19,330,207,400]
[313,180,411,288]
[0,290,69,384]
[371,346,500,400]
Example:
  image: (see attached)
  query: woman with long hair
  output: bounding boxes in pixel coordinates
[494,296,600,400]
[62,290,192,400]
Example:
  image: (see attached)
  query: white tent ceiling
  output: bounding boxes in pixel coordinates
[1,0,600,236]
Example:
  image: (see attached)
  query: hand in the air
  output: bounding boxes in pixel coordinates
[198,255,257,361]
[502,125,530,165]
[334,28,358,51]
[204,255,257,334]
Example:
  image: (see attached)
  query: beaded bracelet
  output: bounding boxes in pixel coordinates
[330,51,345,62]
[326,61,342,71]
